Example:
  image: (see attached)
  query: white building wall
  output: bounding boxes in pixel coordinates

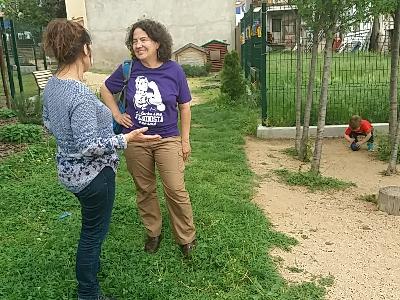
[72,0,235,70]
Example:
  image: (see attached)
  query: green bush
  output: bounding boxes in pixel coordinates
[0,124,43,143]
[181,64,210,77]
[220,51,246,103]
[12,94,43,125]
[0,108,16,119]
[376,134,400,163]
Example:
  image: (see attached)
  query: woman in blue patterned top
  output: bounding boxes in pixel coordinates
[42,19,160,300]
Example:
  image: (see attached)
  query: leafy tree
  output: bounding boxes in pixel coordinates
[290,0,324,161]
[2,0,66,27]
[292,0,369,173]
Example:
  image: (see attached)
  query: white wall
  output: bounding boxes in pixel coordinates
[82,0,235,70]
[65,0,88,28]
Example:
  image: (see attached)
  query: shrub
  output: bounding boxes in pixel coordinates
[220,51,246,102]
[0,108,16,119]
[376,134,400,163]
[12,94,43,125]
[0,124,43,143]
[181,64,210,77]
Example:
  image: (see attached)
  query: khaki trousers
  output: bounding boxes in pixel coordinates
[124,136,196,245]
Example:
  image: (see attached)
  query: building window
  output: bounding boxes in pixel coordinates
[210,49,221,61]
[272,19,282,32]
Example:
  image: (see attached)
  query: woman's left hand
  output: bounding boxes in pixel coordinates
[181,139,191,162]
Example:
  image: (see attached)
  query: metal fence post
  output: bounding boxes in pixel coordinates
[249,4,254,77]
[241,16,245,69]
[40,27,48,70]
[10,19,24,93]
[261,2,268,125]
[33,46,39,71]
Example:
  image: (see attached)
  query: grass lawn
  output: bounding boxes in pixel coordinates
[266,52,395,126]
[0,77,325,299]
[0,73,39,108]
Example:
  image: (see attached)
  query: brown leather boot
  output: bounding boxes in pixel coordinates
[181,240,196,258]
[144,235,162,253]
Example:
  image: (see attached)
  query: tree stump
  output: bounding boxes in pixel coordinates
[378,186,400,216]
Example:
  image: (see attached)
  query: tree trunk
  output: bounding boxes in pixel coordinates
[378,186,400,215]
[388,4,400,142]
[299,30,319,161]
[386,116,400,175]
[311,28,334,174]
[369,16,380,52]
[0,44,11,109]
[295,14,302,153]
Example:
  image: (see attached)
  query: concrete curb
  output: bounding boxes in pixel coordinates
[257,123,389,139]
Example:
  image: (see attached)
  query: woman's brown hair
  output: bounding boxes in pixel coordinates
[125,19,172,62]
[43,19,91,67]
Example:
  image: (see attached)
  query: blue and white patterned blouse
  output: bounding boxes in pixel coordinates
[43,76,127,193]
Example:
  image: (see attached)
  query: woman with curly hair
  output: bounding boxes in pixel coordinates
[42,19,160,300]
[101,19,196,258]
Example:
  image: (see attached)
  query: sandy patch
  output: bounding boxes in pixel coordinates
[245,137,400,300]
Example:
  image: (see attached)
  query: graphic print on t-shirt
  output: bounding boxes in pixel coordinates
[133,76,166,126]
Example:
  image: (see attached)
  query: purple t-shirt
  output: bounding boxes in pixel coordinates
[105,60,191,138]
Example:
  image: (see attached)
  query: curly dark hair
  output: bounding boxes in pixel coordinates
[125,19,173,62]
[43,19,91,67]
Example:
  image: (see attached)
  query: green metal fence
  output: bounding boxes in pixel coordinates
[240,3,267,125]
[0,18,47,105]
[240,3,397,126]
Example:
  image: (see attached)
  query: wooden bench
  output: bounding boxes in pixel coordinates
[32,70,53,95]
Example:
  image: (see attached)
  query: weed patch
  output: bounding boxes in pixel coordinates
[274,169,355,191]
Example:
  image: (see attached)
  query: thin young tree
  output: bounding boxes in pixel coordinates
[311,24,335,173]
[295,11,303,153]
[290,0,322,161]
[299,31,319,161]
[370,0,400,174]
[310,0,370,173]
[292,0,324,161]
[385,1,400,174]
[388,4,400,144]
[386,120,400,174]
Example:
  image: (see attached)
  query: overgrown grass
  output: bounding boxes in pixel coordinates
[282,147,298,159]
[274,168,355,192]
[0,83,326,299]
[376,134,400,163]
[266,52,394,126]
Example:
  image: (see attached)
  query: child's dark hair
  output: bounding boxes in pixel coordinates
[43,19,91,67]
[125,19,172,62]
[349,115,362,130]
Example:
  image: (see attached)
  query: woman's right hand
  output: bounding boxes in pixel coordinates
[115,112,133,128]
[124,127,161,143]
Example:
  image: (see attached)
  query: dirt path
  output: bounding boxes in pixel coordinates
[245,137,400,300]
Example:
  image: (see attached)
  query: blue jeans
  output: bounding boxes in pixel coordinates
[74,167,115,300]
